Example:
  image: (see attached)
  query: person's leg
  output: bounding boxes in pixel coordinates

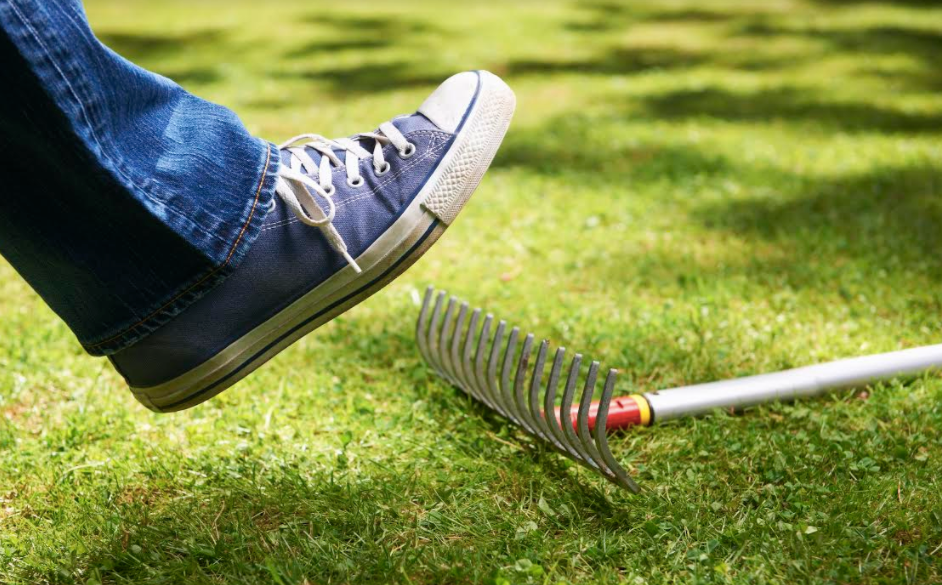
[0,0,277,355]
[1,1,515,412]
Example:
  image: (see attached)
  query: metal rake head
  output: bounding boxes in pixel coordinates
[416,287,640,492]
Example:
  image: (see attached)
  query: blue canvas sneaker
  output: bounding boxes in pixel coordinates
[110,70,515,412]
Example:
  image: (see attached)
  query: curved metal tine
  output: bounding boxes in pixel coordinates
[426,291,451,381]
[447,302,471,395]
[464,309,497,410]
[540,348,584,458]
[576,362,620,484]
[459,308,490,407]
[595,369,640,493]
[438,297,460,387]
[558,355,600,470]
[524,340,556,444]
[499,328,529,430]
[488,321,520,425]
[474,315,507,418]
[511,334,542,437]
[416,286,435,366]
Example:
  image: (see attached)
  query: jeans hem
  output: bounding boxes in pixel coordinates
[82,141,279,356]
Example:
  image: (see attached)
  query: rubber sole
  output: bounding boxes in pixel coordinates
[132,71,516,412]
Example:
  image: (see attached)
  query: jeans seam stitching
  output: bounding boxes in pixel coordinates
[86,143,273,350]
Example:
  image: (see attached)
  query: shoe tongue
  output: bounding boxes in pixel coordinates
[278,113,440,172]
[390,112,439,134]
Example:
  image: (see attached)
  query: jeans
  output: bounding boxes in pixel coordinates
[0,0,278,355]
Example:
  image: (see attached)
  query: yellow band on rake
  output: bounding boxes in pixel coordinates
[630,394,652,426]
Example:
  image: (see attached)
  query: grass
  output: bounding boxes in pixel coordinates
[2,0,942,582]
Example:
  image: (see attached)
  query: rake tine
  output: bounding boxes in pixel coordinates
[511,334,542,437]
[526,340,560,446]
[541,348,582,458]
[416,287,434,369]
[576,362,612,480]
[417,288,641,492]
[438,297,459,385]
[472,314,503,414]
[488,321,520,425]
[558,355,599,469]
[459,308,490,407]
[499,327,524,426]
[448,301,470,392]
[576,362,621,485]
[522,339,554,444]
[595,369,640,493]
[426,291,450,382]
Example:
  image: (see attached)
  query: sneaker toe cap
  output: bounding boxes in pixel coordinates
[417,71,481,133]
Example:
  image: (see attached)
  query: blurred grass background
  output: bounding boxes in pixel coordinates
[2,0,941,583]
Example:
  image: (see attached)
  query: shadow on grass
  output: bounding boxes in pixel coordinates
[639,87,942,133]
[561,1,748,32]
[739,22,942,62]
[47,455,640,584]
[810,0,942,7]
[301,13,440,35]
[816,25,942,91]
[558,5,941,92]
[96,29,225,62]
[505,46,705,77]
[561,1,639,32]
[491,91,942,296]
[285,38,392,58]
[493,112,732,182]
[96,29,238,87]
[694,163,942,282]
[736,22,942,91]
[641,7,745,23]
[562,2,777,33]
[273,61,449,94]
[273,12,451,94]
[285,14,441,59]
[578,160,942,303]
[156,66,223,85]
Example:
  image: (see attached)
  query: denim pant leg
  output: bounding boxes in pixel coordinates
[0,0,278,355]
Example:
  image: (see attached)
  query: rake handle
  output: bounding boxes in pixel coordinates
[419,287,942,492]
[570,344,942,430]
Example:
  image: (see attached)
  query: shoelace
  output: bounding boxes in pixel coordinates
[274,121,417,273]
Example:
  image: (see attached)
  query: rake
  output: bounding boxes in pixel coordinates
[416,287,942,492]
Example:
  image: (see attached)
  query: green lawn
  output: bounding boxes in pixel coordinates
[3,0,942,583]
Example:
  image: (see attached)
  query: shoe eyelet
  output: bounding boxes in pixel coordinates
[323,184,336,196]
[347,176,365,188]
[398,143,416,159]
[375,162,391,176]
